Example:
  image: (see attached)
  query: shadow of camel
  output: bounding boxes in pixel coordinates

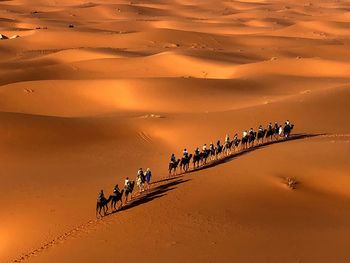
[185,133,320,174]
[103,133,321,217]
[104,178,190,217]
[154,133,321,184]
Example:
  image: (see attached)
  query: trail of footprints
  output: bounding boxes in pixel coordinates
[9,186,168,263]
[10,219,100,263]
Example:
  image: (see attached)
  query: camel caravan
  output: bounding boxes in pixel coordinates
[96,120,293,218]
[96,168,152,217]
[169,120,294,175]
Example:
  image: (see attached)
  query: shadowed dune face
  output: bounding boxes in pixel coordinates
[1,0,350,262]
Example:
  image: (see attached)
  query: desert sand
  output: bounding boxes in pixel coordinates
[1,0,350,262]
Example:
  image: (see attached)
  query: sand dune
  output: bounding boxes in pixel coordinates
[1,0,350,263]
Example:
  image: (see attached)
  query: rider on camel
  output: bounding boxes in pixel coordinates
[145,168,152,185]
[137,168,145,183]
[195,147,200,156]
[98,190,105,202]
[170,153,176,164]
[113,184,121,196]
[279,125,283,136]
[225,134,230,143]
[268,122,273,130]
[209,142,214,151]
[183,148,189,159]
[202,144,207,152]
[285,119,290,126]
[124,177,131,190]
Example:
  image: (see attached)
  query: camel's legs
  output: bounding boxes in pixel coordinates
[96,204,100,218]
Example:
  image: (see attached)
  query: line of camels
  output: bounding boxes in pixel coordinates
[169,123,294,175]
[96,181,135,218]
[97,122,294,217]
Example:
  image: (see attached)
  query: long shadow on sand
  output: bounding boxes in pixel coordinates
[102,134,314,217]
[8,180,191,263]
[153,133,320,185]
[187,133,319,174]
[104,178,190,217]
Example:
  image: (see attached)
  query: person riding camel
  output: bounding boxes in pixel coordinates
[268,122,273,130]
[274,122,279,131]
[209,142,214,151]
[279,125,283,136]
[137,168,145,183]
[183,148,189,159]
[234,133,238,141]
[202,144,207,152]
[225,134,230,143]
[285,120,291,127]
[113,184,121,196]
[243,130,248,138]
[216,140,221,148]
[124,177,131,191]
[145,168,152,185]
[258,125,263,133]
[249,128,254,136]
[195,147,200,156]
[98,190,105,202]
[136,168,145,192]
[170,153,176,164]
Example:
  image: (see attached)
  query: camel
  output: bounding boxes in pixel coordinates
[248,132,256,148]
[266,128,274,142]
[257,129,267,144]
[193,152,201,169]
[109,189,124,211]
[209,147,216,160]
[283,124,294,138]
[274,125,280,140]
[168,159,180,175]
[233,138,241,152]
[241,136,248,150]
[180,154,192,172]
[125,181,135,204]
[215,144,223,159]
[137,176,145,193]
[200,150,210,165]
[96,196,112,218]
[223,140,233,156]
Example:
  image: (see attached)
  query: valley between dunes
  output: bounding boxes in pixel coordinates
[1,0,350,262]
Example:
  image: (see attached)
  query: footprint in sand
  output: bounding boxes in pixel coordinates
[283,177,298,189]
[24,88,34,93]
